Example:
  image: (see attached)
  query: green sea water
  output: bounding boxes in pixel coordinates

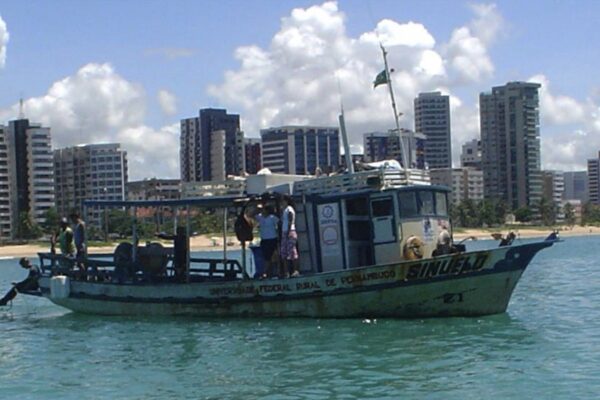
[0,236,599,399]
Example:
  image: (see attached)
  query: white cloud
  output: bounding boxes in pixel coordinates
[117,123,180,179]
[0,15,9,68]
[145,47,195,60]
[529,74,585,125]
[443,3,504,84]
[208,1,498,150]
[157,89,177,116]
[468,3,505,45]
[0,63,179,180]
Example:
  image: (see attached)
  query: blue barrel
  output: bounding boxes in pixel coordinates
[250,245,264,278]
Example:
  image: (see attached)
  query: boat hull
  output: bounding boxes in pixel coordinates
[38,240,554,318]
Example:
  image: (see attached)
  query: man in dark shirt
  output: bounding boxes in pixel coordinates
[0,258,40,306]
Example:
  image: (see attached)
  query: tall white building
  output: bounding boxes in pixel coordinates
[54,143,127,228]
[542,170,565,220]
[480,82,542,211]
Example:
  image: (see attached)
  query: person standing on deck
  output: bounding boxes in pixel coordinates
[70,212,87,276]
[55,217,75,257]
[158,227,188,281]
[280,195,300,278]
[254,204,279,278]
[0,258,40,306]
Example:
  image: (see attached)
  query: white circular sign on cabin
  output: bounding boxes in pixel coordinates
[322,226,339,245]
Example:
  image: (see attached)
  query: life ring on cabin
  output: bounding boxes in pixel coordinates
[403,236,425,260]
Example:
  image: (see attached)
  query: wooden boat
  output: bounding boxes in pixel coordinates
[33,168,558,317]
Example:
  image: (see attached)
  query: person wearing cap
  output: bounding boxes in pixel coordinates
[0,258,40,306]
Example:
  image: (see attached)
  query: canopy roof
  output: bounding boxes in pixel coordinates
[84,195,249,209]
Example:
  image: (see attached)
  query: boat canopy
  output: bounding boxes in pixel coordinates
[83,195,250,209]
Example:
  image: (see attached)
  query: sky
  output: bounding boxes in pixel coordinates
[0,0,599,180]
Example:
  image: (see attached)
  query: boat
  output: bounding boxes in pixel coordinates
[28,44,558,318]
[30,167,558,317]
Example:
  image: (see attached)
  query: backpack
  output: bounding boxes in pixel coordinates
[234,206,254,242]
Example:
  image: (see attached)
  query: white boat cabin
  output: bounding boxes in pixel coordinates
[291,168,451,274]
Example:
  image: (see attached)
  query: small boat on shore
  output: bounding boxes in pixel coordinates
[31,167,558,318]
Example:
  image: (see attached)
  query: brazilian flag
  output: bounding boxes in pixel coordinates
[373,69,388,88]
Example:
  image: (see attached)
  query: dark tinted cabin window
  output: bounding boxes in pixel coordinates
[371,198,393,217]
[346,197,369,216]
[398,191,418,218]
[348,220,371,240]
[418,191,434,215]
[435,192,448,216]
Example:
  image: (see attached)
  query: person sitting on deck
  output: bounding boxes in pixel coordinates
[158,227,188,282]
[253,204,279,278]
[280,195,300,278]
[0,258,40,306]
[432,229,459,257]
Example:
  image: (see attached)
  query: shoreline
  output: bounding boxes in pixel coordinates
[0,235,242,259]
[0,227,598,259]
[452,225,600,241]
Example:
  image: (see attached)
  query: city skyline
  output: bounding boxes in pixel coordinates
[0,1,599,179]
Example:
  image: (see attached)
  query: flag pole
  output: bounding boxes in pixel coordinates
[380,43,410,181]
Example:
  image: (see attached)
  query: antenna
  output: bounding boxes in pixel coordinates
[18,97,25,120]
[336,75,354,173]
[379,43,410,180]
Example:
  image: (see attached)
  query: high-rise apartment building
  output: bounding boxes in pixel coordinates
[244,138,262,174]
[260,126,340,175]
[0,126,12,240]
[0,119,55,240]
[480,82,542,210]
[588,152,600,205]
[180,108,245,182]
[542,170,565,220]
[414,92,451,169]
[430,167,484,206]
[363,130,426,168]
[54,143,127,228]
[460,139,482,169]
[563,171,588,202]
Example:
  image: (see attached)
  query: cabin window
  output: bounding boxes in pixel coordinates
[348,220,371,240]
[346,197,369,216]
[418,191,434,215]
[371,198,393,217]
[398,191,418,218]
[435,192,448,216]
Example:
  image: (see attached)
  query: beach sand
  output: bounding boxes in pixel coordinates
[0,226,598,259]
[0,234,242,259]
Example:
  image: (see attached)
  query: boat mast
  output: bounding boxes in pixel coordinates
[380,44,410,180]
[339,106,354,174]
